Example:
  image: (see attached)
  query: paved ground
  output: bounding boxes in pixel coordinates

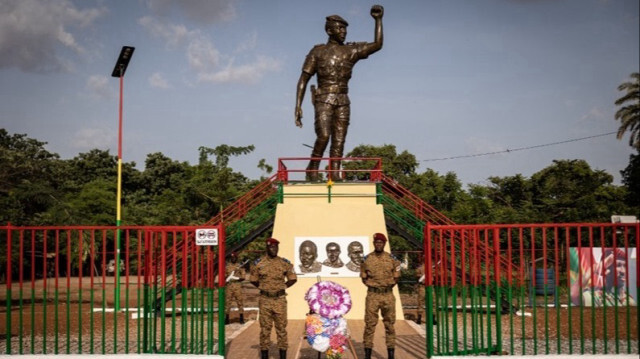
[225,319,426,359]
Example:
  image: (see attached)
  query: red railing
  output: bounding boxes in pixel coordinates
[1,225,226,355]
[424,222,639,356]
[380,174,515,277]
[277,157,383,183]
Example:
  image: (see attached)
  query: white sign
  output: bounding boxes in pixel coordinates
[196,228,219,246]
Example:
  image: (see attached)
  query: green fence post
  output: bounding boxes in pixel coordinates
[218,286,226,355]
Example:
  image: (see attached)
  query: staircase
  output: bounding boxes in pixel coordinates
[148,159,517,313]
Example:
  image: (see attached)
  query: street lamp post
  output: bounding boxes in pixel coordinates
[111,46,135,311]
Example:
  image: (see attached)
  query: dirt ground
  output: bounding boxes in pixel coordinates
[0,278,637,354]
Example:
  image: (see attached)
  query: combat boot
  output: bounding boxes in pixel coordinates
[387,347,395,359]
[279,349,287,359]
[364,348,372,359]
[416,314,422,325]
[260,350,268,359]
[239,313,244,324]
[224,314,229,325]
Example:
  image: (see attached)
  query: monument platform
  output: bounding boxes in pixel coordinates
[272,182,404,320]
[225,319,426,358]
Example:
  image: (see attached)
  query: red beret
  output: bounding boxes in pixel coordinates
[373,233,387,242]
[266,237,280,245]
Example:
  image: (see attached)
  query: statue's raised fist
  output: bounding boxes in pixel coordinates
[370,5,384,19]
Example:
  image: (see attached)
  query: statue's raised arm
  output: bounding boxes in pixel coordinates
[294,5,385,181]
[366,5,384,55]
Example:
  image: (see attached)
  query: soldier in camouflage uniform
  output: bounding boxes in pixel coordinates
[360,233,401,359]
[294,5,384,180]
[250,237,297,359]
[225,252,245,324]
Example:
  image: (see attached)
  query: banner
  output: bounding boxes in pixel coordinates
[569,247,637,306]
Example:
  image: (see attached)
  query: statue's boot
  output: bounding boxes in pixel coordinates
[416,314,422,325]
[306,160,320,181]
[279,349,287,359]
[260,350,268,359]
[239,313,244,324]
[224,314,229,325]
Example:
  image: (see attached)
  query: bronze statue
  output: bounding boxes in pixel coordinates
[298,240,322,273]
[295,5,384,181]
[345,241,365,272]
[322,242,344,268]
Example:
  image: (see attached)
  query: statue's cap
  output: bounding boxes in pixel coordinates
[373,233,387,242]
[326,15,348,26]
[266,237,280,245]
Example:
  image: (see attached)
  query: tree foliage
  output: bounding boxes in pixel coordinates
[615,72,640,149]
[0,131,636,227]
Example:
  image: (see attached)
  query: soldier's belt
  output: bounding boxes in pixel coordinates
[367,286,393,294]
[260,289,286,298]
[315,85,348,95]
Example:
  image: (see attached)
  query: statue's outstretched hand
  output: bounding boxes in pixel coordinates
[295,107,303,128]
[371,5,384,19]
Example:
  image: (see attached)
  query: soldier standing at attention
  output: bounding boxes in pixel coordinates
[225,252,245,325]
[360,233,401,359]
[250,238,297,359]
[294,5,384,180]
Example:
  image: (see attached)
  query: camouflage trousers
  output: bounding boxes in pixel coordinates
[258,296,288,350]
[363,292,396,348]
[225,282,244,315]
[417,286,425,318]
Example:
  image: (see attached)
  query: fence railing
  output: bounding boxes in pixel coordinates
[424,222,639,357]
[0,225,226,355]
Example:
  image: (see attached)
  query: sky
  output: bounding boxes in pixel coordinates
[1,0,639,188]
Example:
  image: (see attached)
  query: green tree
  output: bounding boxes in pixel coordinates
[345,144,418,185]
[530,159,626,222]
[621,149,640,211]
[615,72,640,149]
[0,129,65,224]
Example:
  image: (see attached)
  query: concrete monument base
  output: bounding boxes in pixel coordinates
[271,182,404,320]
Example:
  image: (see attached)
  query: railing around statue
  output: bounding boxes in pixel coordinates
[277,157,382,183]
[424,222,639,357]
[0,225,226,356]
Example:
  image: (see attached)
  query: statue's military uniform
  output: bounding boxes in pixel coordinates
[302,41,371,162]
[250,256,297,350]
[416,264,425,320]
[360,251,401,349]
[224,261,245,316]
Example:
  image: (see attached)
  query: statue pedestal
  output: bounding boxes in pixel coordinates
[272,182,404,320]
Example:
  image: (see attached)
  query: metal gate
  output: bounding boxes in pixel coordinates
[424,223,639,356]
[1,225,226,355]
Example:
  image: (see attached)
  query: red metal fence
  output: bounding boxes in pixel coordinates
[424,222,639,356]
[0,225,226,355]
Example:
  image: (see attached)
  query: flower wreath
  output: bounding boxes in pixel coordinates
[304,281,352,358]
[305,281,352,319]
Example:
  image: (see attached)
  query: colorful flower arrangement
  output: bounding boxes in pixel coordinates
[305,281,351,358]
[305,280,352,319]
